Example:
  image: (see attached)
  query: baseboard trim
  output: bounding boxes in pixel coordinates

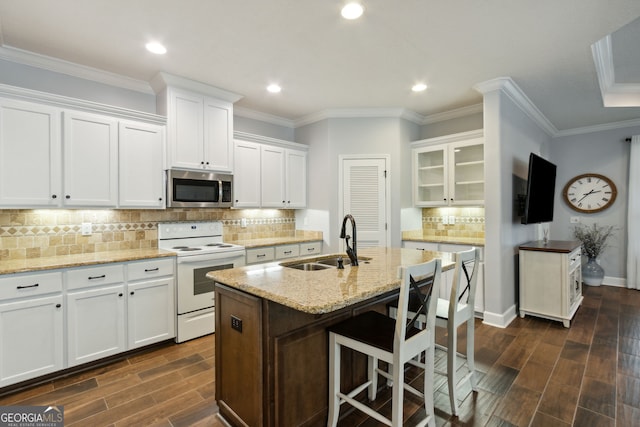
[482,304,518,328]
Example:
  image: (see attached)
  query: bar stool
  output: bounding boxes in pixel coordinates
[327,258,441,427]
[387,248,480,416]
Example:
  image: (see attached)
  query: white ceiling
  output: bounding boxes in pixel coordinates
[0,0,639,131]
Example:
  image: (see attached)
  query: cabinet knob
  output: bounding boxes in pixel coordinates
[66,195,71,199]
[118,293,123,297]
[205,161,209,165]
[443,198,447,201]
[56,303,62,308]
[201,161,205,165]
[130,291,135,296]
[235,199,239,203]
[51,194,57,199]
[158,197,163,201]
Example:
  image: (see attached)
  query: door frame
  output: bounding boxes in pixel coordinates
[338,154,391,249]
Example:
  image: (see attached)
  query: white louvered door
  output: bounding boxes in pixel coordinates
[342,157,387,248]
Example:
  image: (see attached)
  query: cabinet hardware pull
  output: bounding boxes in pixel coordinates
[88,275,106,280]
[65,195,71,199]
[284,251,292,254]
[144,268,159,272]
[257,254,266,258]
[17,283,39,289]
[56,304,61,308]
[201,161,205,165]
[118,293,123,297]
[158,197,163,201]
[307,247,315,251]
[51,194,57,199]
[130,291,135,295]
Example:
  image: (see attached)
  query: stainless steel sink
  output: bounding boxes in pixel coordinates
[286,262,332,271]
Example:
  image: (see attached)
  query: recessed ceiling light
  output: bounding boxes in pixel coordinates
[412,83,428,92]
[341,2,364,20]
[267,84,282,93]
[145,42,167,55]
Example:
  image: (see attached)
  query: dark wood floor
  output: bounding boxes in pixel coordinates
[1,285,639,426]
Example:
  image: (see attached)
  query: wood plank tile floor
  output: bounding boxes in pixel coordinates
[0,285,638,426]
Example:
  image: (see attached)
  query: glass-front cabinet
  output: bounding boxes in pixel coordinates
[412,130,484,207]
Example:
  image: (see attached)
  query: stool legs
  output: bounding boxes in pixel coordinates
[467,318,477,390]
[327,333,340,427]
[447,324,458,415]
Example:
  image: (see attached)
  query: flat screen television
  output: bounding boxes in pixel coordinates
[521,153,557,224]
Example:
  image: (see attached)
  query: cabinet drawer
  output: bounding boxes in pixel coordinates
[568,248,581,270]
[246,247,275,264]
[66,264,125,290]
[0,271,63,301]
[300,241,322,256]
[127,258,175,281]
[275,244,300,260]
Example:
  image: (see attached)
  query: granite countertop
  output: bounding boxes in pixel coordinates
[0,249,176,275]
[208,247,455,314]
[402,230,484,246]
[229,235,323,249]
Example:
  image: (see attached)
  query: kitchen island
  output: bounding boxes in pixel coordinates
[208,247,454,427]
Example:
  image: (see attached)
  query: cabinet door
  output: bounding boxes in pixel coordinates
[261,145,286,208]
[66,284,126,366]
[168,89,204,169]
[0,295,64,387]
[128,277,175,349]
[0,99,62,207]
[63,111,118,207]
[204,97,233,172]
[413,145,448,206]
[450,138,484,205]
[233,140,261,207]
[119,121,165,208]
[285,149,307,208]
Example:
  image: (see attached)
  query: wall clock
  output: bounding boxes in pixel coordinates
[562,173,617,213]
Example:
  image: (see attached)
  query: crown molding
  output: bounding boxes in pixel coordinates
[411,128,484,148]
[421,103,483,124]
[0,83,165,124]
[233,106,295,128]
[149,72,243,103]
[0,45,154,94]
[553,116,640,137]
[592,35,640,107]
[474,77,558,136]
[294,107,425,127]
[233,130,307,150]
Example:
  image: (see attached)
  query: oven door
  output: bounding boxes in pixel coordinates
[176,251,245,314]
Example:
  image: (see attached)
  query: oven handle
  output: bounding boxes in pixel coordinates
[176,251,245,264]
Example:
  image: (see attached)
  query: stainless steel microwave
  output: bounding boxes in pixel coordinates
[166,169,234,208]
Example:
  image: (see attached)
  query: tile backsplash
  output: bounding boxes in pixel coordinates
[420,207,485,239]
[0,208,297,260]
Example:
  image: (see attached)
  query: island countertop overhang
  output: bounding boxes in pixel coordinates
[207,247,455,314]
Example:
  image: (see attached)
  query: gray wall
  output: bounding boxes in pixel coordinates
[234,115,295,141]
[0,59,156,113]
[549,126,638,283]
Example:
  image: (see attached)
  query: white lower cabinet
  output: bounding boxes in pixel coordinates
[0,271,64,387]
[66,284,127,367]
[126,258,175,349]
[246,241,323,265]
[0,257,176,387]
[0,294,64,387]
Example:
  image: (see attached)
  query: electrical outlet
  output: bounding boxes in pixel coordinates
[441,215,448,225]
[81,222,92,236]
[231,315,243,332]
[241,218,247,228]
[570,216,580,224]
[449,215,456,224]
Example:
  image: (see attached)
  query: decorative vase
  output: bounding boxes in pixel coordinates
[582,256,605,286]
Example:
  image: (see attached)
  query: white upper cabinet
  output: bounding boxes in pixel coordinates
[285,149,307,208]
[233,140,261,208]
[118,121,165,208]
[63,111,118,207]
[234,134,308,209]
[162,87,234,172]
[0,87,166,209]
[260,145,286,208]
[0,99,62,207]
[412,130,484,207]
